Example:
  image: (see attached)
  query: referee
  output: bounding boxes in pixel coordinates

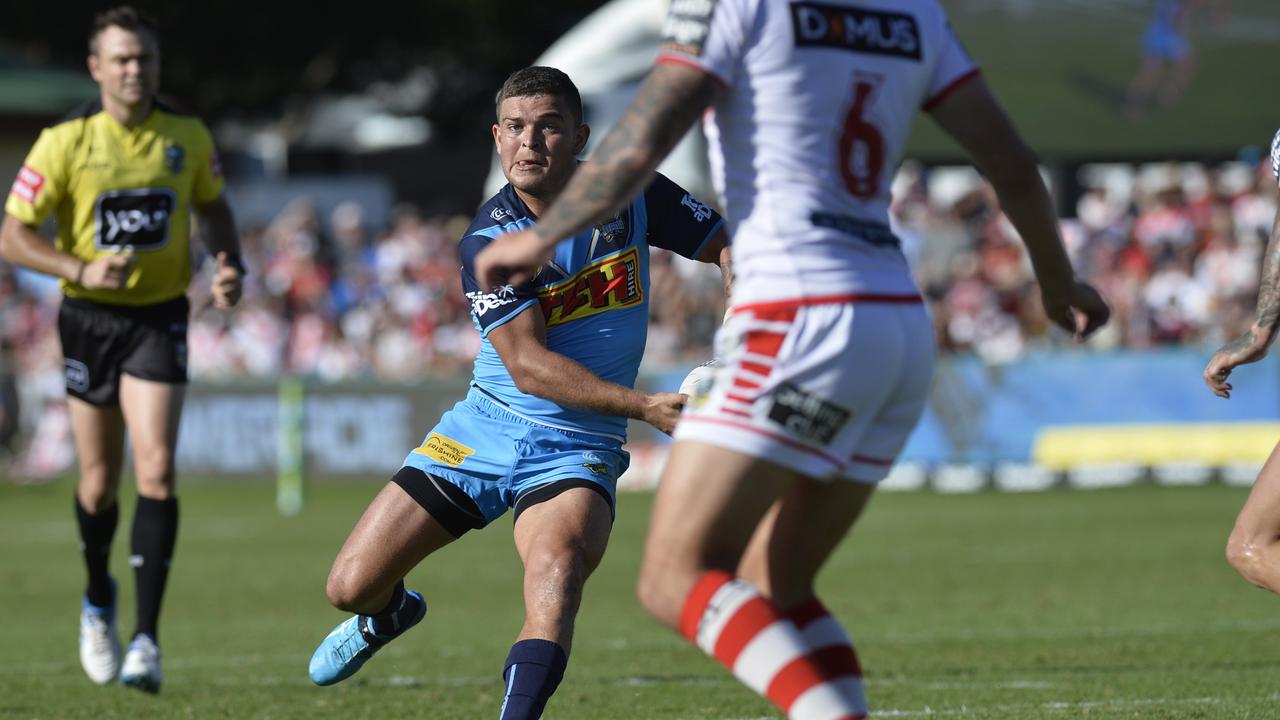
[0,6,244,693]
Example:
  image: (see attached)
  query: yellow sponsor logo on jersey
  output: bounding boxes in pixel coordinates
[414,432,475,467]
[538,246,643,327]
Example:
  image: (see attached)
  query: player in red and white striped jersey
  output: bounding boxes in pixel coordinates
[477,2,1109,717]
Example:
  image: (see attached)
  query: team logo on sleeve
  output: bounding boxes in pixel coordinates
[164,144,185,174]
[790,2,922,60]
[538,246,643,327]
[466,284,520,317]
[662,0,718,56]
[10,165,45,204]
[93,188,176,251]
[680,194,714,222]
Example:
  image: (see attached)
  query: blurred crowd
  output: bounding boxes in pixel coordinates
[2,157,1277,474]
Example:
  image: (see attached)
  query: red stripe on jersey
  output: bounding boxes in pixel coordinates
[739,361,773,377]
[736,293,923,314]
[679,570,734,643]
[766,655,833,711]
[745,330,787,359]
[722,407,752,419]
[851,453,893,467]
[732,377,761,390]
[681,416,846,470]
[712,596,779,667]
[725,393,754,405]
[923,68,982,111]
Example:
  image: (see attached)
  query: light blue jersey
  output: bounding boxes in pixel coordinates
[458,173,723,441]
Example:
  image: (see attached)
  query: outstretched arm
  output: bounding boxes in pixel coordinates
[1204,210,1280,398]
[474,62,723,290]
[489,306,686,434]
[928,76,1109,340]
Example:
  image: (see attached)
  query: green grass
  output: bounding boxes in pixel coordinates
[908,0,1280,158]
[2,479,1278,719]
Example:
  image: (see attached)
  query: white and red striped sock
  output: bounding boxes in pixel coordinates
[783,598,867,718]
[679,571,868,720]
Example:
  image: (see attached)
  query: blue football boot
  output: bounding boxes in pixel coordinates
[308,591,426,686]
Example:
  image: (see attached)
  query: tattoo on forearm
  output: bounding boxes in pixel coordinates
[535,64,719,243]
[1257,232,1280,331]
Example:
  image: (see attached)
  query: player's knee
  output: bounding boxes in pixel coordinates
[1225,529,1264,582]
[635,564,678,627]
[76,479,118,513]
[133,445,176,494]
[526,545,589,600]
[325,566,370,612]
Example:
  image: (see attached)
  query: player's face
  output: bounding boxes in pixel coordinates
[493,94,589,202]
[88,26,160,110]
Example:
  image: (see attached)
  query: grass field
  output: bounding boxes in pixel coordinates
[2,478,1278,719]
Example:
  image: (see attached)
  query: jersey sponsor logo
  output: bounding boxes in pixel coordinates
[413,432,475,467]
[164,144,185,174]
[661,0,718,56]
[790,2,922,61]
[767,382,851,444]
[680,193,714,223]
[64,358,90,394]
[93,188,176,251]
[539,246,644,327]
[466,283,521,318]
[490,206,514,222]
[10,165,45,204]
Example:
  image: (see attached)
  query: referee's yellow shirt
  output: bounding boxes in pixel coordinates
[5,100,225,306]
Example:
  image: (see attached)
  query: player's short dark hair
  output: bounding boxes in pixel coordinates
[495,66,584,127]
[89,5,159,54]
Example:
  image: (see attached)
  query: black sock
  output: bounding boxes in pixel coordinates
[75,498,118,608]
[131,496,178,643]
[366,580,423,640]
[499,639,568,720]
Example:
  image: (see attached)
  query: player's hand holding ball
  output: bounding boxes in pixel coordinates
[678,358,722,410]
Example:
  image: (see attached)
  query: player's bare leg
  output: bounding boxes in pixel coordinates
[310,482,452,686]
[116,374,185,692]
[637,440,867,720]
[737,478,874,607]
[68,396,126,685]
[1226,441,1280,595]
[499,486,613,719]
[513,486,613,650]
[326,482,458,614]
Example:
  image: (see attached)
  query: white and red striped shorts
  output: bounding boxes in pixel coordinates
[675,293,935,484]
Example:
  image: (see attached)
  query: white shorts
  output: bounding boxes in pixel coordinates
[674,294,935,484]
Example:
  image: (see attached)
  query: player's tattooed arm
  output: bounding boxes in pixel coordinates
[529,62,723,248]
[1204,212,1280,397]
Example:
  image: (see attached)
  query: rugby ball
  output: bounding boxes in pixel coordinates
[679,359,722,406]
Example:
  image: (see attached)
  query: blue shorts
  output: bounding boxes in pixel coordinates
[1143,23,1189,60]
[400,388,628,527]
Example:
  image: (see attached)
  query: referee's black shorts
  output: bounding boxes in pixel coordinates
[57,295,190,406]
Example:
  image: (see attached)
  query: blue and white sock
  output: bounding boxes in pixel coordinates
[365,581,423,642]
[498,639,567,720]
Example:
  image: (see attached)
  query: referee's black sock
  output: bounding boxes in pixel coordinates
[75,498,118,608]
[131,496,178,643]
[499,639,567,720]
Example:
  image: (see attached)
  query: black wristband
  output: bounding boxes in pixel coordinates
[223,252,247,275]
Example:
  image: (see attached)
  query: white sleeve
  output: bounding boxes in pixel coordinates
[922,20,979,110]
[657,0,752,86]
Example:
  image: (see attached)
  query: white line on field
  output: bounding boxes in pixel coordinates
[872,695,1223,717]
